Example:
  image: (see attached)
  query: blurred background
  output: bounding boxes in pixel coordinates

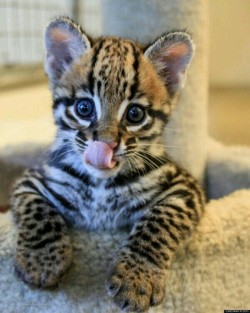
[0,0,249,148]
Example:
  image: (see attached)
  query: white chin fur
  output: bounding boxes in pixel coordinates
[84,162,122,179]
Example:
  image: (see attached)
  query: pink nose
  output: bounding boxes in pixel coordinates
[83,141,118,169]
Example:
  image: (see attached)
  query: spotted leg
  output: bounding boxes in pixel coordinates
[11,185,72,287]
[106,175,205,312]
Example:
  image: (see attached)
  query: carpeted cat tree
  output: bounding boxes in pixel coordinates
[1,0,250,312]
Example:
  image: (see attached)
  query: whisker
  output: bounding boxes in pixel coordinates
[135,150,170,186]
[129,154,144,178]
[135,150,161,166]
[164,127,183,133]
[144,149,173,164]
[123,152,142,178]
[136,149,168,165]
[127,157,133,173]
[139,143,184,149]
[133,151,158,172]
[50,147,77,163]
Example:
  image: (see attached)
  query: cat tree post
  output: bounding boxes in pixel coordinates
[101,0,209,181]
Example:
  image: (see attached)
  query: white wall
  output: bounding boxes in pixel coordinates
[209,0,250,87]
[80,0,102,36]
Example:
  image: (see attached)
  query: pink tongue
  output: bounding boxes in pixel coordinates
[84,141,116,169]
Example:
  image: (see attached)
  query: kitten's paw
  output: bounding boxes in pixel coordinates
[14,238,73,287]
[106,255,166,312]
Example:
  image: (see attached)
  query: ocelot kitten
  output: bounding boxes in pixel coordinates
[11,17,205,312]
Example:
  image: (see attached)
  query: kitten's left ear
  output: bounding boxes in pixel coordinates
[144,32,194,96]
[45,17,91,83]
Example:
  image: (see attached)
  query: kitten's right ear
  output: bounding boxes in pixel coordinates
[45,17,91,83]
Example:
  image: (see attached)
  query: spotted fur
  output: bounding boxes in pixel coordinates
[11,17,205,312]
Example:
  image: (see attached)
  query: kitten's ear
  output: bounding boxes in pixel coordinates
[45,17,91,83]
[144,32,194,96]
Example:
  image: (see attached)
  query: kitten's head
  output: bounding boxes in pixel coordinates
[45,17,194,179]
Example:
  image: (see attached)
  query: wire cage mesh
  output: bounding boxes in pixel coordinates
[0,0,77,89]
[0,0,102,89]
[0,0,75,66]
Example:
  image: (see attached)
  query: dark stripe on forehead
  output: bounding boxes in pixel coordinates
[81,83,89,93]
[71,86,76,99]
[128,44,140,101]
[97,79,102,96]
[88,39,105,95]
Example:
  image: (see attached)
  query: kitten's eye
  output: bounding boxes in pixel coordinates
[75,98,94,118]
[126,105,145,124]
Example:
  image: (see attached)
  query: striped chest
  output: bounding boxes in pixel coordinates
[42,161,168,230]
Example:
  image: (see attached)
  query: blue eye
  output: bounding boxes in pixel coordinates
[126,105,145,123]
[75,98,94,118]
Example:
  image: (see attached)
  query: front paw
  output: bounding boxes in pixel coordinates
[14,236,73,287]
[106,253,166,312]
